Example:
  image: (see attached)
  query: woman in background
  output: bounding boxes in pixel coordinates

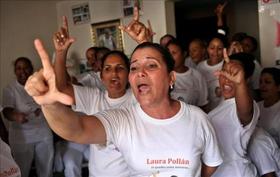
[2,57,53,177]
[258,67,280,147]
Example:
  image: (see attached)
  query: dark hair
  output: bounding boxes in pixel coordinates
[207,33,228,48]
[14,57,33,72]
[189,38,207,49]
[96,47,110,60]
[228,52,255,79]
[101,50,130,71]
[160,34,176,43]
[132,42,175,73]
[242,35,258,52]
[261,67,280,86]
[166,39,184,53]
[231,32,247,42]
[87,46,99,52]
[86,46,99,59]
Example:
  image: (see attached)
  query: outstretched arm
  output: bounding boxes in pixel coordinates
[53,16,75,100]
[119,2,155,44]
[217,49,253,126]
[215,1,228,35]
[25,39,106,144]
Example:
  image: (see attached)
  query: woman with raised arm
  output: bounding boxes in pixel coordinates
[26,39,223,177]
[208,51,259,177]
[53,16,135,177]
[25,5,222,177]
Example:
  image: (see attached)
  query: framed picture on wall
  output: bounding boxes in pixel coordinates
[91,19,123,51]
[122,0,143,17]
[72,3,90,25]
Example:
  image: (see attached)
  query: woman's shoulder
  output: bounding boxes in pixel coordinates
[182,102,207,120]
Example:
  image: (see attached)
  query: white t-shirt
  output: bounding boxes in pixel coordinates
[249,60,262,90]
[248,127,280,177]
[2,81,52,144]
[208,98,259,177]
[184,56,197,69]
[73,85,136,177]
[75,71,105,90]
[171,68,208,107]
[0,138,21,177]
[197,60,224,111]
[95,101,223,177]
[258,100,280,147]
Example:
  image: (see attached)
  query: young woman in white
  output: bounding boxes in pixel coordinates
[74,47,104,89]
[248,127,280,177]
[208,52,259,177]
[53,16,135,177]
[2,57,54,177]
[0,104,21,177]
[197,34,227,112]
[166,39,208,111]
[257,67,280,147]
[185,38,207,69]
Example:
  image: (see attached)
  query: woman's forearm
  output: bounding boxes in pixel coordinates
[42,102,106,144]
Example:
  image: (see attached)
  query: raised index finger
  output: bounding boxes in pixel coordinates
[34,39,53,71]
[222,1,228,8]
[133,1,139,21]
[62,16,69,34]
[223,48,230,63]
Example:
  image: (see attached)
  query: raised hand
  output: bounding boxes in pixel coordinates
[228,41,243,55]
[215,1,227,17]
[25,39,74,106]
[119,3,155,44]
[53,16,75,53]
[218,48,245,85]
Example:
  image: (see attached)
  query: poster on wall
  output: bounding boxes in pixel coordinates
[122,0,143,16]
[91,19,123,51]
[72,3,91,25]
[258,0,280,67]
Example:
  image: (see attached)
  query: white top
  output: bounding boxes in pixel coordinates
[208,98,259,177]
[258,100,280,147]
[95,101,223,177]
[75,71,105,90]
[73,85,136,115]
[248,127,280,177]
[0,138,21,177]
[248,60,262,90]
[184,56,197,69]
[197,60,224,111]
[73,85,136,177]
[171,68,208,107]
[2,81,52,144]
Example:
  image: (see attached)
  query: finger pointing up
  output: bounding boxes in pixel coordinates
[34,39,53,72]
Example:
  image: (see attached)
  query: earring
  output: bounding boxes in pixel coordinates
[170,84,174,90]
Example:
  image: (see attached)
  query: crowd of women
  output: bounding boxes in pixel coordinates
[1,2,280,177]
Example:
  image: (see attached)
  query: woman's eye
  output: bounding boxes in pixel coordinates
[103,67,111,72]
[147,63,158,69]
[117,66,125,71]
[130,66,137,72]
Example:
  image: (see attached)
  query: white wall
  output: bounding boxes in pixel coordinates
[227,0,260,60]
[258,1,280,67]
[56,0,175,59]
[0,0,174,104]
[0,0,58,104]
